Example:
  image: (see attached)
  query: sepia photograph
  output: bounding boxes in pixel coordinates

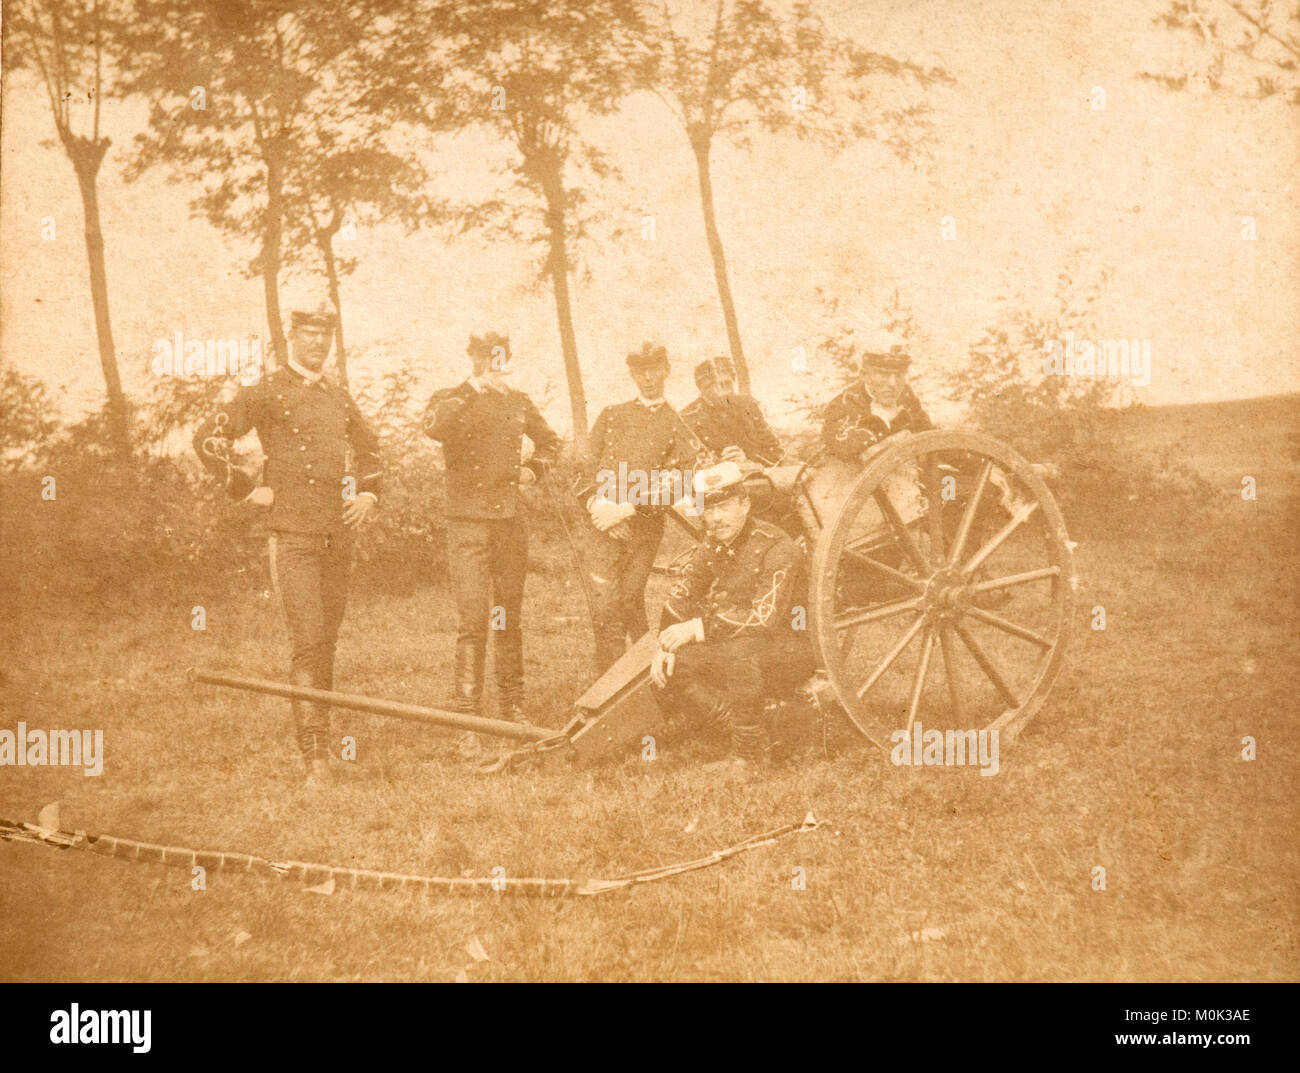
[0,0,1296,1010]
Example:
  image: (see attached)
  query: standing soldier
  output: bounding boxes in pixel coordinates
[423,332,559,724]
[681,357,784,466]
[193,302,381,787]
[821,343,933,463]
[581,342,706,674]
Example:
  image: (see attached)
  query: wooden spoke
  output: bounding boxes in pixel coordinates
[946,460,991,567]
[835,596,924,632]
[842,545,926,592]
[953,620,1020,709]
[959,500,1039,577]
[905,628,935,733]
[924,453,945,564]
[872,488,930,575]
[809,428,1077,744]
[970,565,1060,593]
[963,605,1053,649]
[855,614,924,700]
[938,623,964,724]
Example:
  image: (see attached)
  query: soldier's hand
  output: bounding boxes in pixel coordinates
[720,445,747,464]
[518,466,536,486]
[650,647,675,687]
[342,493,377,529]
[658,618,702,653]
[246,485,275,508]
[590,498,635,532]
[859,430,908,465]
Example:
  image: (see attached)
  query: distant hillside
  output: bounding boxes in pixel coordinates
[1110,392,1299,494]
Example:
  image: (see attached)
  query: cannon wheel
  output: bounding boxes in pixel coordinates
[809,429,1078,749]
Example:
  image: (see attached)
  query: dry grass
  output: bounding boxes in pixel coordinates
[1,400,1297,982]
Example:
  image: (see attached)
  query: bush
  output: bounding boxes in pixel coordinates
[0,389,263,609]
[946,271,1213,536]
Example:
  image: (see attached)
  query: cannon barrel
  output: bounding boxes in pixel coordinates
[188,669,556,743]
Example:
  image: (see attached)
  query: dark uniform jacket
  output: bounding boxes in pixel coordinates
[423,381,559,521]
[660,517,806,642]
[821,383,933,463]
[681,393,783,465]
[192,365,382,535]
[581,400,706,512]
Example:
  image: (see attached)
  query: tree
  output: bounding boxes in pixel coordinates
[631,0,949,393]
[0,359,60,471]
[280,117,437,386]
[382,0,647,451]
[120,1,403,367]
[1142,0,1299,105]
[9,0,132,459]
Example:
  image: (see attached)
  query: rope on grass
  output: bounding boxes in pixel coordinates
[0,812,825,898]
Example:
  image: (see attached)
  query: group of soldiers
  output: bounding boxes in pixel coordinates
[194,301,931,784]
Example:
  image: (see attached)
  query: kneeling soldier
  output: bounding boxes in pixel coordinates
[193,302,381,786]
[423,332,559,722]
[649,462,815,763]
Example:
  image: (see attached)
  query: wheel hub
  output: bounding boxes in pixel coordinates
[921,567,968,621]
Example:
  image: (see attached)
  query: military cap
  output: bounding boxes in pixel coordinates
[691,358,733,387]
[467,331,510,360]
[626,341,669,370]
[861,344,912,371]
[693,460,747,507]
[290,301,337,331]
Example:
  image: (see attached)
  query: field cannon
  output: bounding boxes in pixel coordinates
[194,428,1078,764]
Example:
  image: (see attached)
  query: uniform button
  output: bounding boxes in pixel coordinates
[300,445,307,451]
[308,479,316,485]
[284,411,291,417]
[293,427,300,433]
[306,464,312,470]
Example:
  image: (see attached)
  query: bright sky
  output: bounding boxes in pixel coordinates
[2,0,1297,437]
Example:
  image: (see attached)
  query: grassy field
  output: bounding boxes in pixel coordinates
[1,395,1297,982]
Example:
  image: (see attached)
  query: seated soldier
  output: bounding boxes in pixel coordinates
[820,342,1009,605]
[819,342,938,603]
[681,357,784,467]
[821,343,932,463]
[649,462,815,764]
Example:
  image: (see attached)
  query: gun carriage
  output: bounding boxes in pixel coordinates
[195,429,1077,765]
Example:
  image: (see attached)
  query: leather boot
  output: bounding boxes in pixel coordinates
[450,637,486,757]
[450,636,485,715]
[307,701,332,762]
[289,667,321,761]
[698,694,735,737]
[304,756,331,787]
[704,698,766,763]
[677,680,724,723]
[730,718,767,764]
[496,625,525,721]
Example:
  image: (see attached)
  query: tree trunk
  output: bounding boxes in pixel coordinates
[69,139,131,460]
[690,131,751,394]
[318,227,347,387]
[260,138,288,368]
[537,163,589,454]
